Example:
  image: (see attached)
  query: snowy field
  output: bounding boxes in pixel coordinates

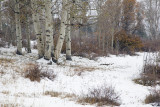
[0,47,157,107]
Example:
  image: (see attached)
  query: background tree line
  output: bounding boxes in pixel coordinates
[0,0,160,62]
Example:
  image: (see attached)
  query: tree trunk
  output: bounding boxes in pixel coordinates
[102,33,105,53]
[26,14,31,53]
[98,27,101,48]
[53,0,68,62]
[44,0,54,60]
[31,0,44,58]
[15,0,22,55]
[111,29,114,51]
[0,2,2,31]
[65,9,72,60]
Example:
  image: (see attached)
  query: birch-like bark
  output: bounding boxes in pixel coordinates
[0,1,2,31]
[31,0,44,58]
[15,0,22,55]
[39,0,45,57]
[65,9,72,60]
[44,0,54,60]
[53,0,68,62]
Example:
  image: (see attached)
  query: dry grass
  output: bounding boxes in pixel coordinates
[145,90,160,104]
[0,70,5,76]
[69,65,105,76]
[45,91,63,98]
[74,66,98,72]
[1,91,10,95]
[134,64,160,86]
[133,76,156,86]
[0,104,19,107]
[44,91,76,99]
[0,57,15,64]
[24,63,56,82]
[78,85,120,106]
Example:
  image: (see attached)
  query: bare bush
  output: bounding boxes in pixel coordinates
[142,39,160,52]
[78,85,120,106]
[24,63,56,82]
[145,90,160,105]
[134,53,160,86]
[133,75,156,86]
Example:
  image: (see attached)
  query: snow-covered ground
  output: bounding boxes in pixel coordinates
[0,47,156,107]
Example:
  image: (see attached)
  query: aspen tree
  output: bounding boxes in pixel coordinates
[65,7,72,60]
[44,0,54,60]
[31,0,44,58]
[53,0,68,62]
[15,0,22,55]
[0,1,2,31]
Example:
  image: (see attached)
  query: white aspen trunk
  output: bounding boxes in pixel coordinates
[65,9,72,60]
[53,0,68,62]
[39,1,45,57]
[31,0,44,58]
[26,14,31,53]
[44,0,54,60]
[15,0,22,55]
[0,2,2,31]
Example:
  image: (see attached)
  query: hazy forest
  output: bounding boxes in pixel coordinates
[0,0,160,107]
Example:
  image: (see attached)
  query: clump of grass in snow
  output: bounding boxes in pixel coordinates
[78,85,120,106]
[0,104,19,107]
[134,64,160,86]
[44,91,76,99]
[0,57,15,64]
[145,90,160,105]
[24,63,56,82]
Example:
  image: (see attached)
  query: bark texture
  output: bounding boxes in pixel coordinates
[65,8,72,60]
[53,0,68,62]
[44,0,54,60]
[15,0,22,55]
[0,2,2,31]
[31,0,44,58]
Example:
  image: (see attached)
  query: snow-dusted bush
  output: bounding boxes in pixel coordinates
[24,63,56,82]
[78,85,120,106]
[134,53,160,86]
[145,90,160,105]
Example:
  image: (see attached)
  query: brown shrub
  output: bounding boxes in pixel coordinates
[142,39,160,52]
[133,76,156,86]
[78,85,120,106]
[114,30,143,54]
[145,90,160,104]
[134,53,160,86]
[24,63,56,82]
[134,64,160,86]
